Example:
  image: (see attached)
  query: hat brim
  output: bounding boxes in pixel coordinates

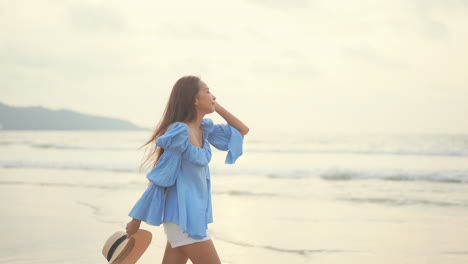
[110,229,152,264]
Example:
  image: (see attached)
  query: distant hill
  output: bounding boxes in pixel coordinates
[0,102,144,130]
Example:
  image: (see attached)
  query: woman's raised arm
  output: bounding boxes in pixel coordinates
[214,102,249,136]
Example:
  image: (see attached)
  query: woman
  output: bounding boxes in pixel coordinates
[126,75,249,264]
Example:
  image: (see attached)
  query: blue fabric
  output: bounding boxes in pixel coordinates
[128,118,244,239]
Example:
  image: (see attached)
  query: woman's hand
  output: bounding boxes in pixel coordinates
[126,218,141,238]
[214,102,250,136]
[214,101,221,112]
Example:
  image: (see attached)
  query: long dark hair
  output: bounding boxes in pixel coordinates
[139,75,200,170]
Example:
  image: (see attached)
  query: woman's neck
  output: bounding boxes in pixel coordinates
[185,113,205,128]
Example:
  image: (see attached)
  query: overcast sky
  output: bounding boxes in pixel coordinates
[1,0,467,134]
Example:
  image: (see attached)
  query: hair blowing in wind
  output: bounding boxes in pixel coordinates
[139,75,201,170]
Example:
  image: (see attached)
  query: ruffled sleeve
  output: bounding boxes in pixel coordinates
[204,119,244,164]
[128,122,189,225]
[148,122,189,186]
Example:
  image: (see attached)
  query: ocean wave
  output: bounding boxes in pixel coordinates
[441,251,468,255]
[0,139,139,150]
[0,160,138,172]
[0,180,122,190]
[211,233,351,257]
[319,168,468,184]
[212,190,282,198]
[31,143,136,151]
[266,168,468,184]
[337,197,468,208]
[247,148,468,157]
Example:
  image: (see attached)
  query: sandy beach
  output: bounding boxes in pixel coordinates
[1,166,468,264]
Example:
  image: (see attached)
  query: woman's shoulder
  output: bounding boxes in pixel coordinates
[201,118,215,137]
[156,122,190,150]
[169,121,189,130]
[159,118,215,141]
[165,121,190,135]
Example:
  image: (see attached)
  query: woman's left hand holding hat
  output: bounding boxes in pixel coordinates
[126,218,141,237]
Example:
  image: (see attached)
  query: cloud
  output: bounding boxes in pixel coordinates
[407,0,468,40]
[248,60,317,78]
[157,24,229,41]
[410,1,450,39]
[235,42,319,80]
[68,4,125,33]
[341,44,408,70]
[249,0,310,10]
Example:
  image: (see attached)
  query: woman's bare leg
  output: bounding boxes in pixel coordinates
[161,240,188,264]
[178,240,221,264]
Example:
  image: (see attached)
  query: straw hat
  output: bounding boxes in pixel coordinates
[102,230,152,264]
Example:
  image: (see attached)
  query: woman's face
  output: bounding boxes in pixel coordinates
[195,80,216,114]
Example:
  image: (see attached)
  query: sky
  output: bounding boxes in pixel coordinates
[1,0,467,134]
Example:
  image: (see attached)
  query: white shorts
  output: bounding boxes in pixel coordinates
[163,222,211,248]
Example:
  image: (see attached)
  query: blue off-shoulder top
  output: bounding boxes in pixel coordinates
[128,118,243,239]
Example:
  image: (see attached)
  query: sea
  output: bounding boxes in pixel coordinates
[1,129,467,263]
